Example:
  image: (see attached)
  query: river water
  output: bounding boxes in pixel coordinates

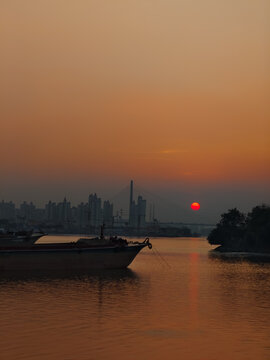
[0,236,269,360]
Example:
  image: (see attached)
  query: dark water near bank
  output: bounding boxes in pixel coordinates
[0,237,269,360]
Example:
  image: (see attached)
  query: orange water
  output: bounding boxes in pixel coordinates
[0,237,269,360]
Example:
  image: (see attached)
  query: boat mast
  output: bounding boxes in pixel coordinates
[129,180,133,226]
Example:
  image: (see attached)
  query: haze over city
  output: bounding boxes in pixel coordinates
[1,0,269,223]
[1,2,270,360]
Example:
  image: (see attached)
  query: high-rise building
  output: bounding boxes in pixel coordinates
[0,200,16,220]
[128,180,147,228]
[57,197,71,223]
[88,193,102,228]
[76,202,88,228]
[19,201,36,221]
[45,201,57,221]
[103,200,113,226]
[45,198,71,224]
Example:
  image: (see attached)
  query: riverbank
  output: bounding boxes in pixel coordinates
[210,246,270,262]
[213,245,270,254]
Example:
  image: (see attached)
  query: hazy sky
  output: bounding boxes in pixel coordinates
[1,0,269,221]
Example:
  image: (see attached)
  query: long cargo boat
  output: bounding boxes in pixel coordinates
[0,237,152,271]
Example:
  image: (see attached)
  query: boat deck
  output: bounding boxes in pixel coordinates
[0,241,145,252]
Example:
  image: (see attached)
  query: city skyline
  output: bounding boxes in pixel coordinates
[1,0,269,223]
[0,180,151,230]
[0,181,214,237]
[0,179,268,224]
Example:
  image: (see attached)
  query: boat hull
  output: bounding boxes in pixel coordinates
[0,244,147,271]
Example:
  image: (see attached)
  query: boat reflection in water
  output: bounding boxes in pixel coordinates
[0,238,269,360]
[0,266,138,284]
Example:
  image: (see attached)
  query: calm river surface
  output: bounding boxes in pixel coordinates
[0,236,269,360]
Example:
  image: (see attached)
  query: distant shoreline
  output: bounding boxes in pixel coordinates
[213,245,270,254]
[210,246,270,261]
[41,233,203,239]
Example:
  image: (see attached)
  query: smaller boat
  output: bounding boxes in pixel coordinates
[0,229,47,247]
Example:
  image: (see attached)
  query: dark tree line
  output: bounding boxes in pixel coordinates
[208,205,270,252]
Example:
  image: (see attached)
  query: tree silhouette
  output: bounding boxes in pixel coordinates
[246,205,270,250]
[208,208,245,248]
[208,205,270,252]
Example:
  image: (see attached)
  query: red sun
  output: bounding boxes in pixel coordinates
[191,202,200,211]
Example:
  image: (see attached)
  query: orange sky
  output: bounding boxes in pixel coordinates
[0,0,269,207]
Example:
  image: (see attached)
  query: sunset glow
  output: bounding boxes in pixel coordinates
[191,203,201,211]
[0,0,269,220]
[1,3,269,358]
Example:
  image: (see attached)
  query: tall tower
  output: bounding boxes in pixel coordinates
[129,180,133,225]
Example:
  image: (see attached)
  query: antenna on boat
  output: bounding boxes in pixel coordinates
[100,223,105,240]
